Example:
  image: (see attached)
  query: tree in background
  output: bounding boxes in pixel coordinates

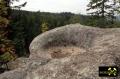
[10,6,29,57]
[87,0,109,17]
[117,0,120,12]
[68,15,81,24]
[87,0,120,27]
[107,0,120,24]
[41,22,49,33]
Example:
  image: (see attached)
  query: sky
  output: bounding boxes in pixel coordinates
[13,0,89,14]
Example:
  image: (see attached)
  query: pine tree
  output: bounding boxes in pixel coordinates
[0,0,17,63]
[87,0,107,17]
[107,0,120,24]
[87,0,120,26]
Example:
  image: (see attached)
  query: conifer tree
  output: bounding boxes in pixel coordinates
[87,0,120,26]
[0,0,17,62]
[41,22,49,33]
[0,0,27,61]
[87,0,108,17]
[107,0,120,24]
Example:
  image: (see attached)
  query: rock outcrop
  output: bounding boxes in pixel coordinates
[0,23,120,79]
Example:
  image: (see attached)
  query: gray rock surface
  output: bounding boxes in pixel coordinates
[0,23,120,79]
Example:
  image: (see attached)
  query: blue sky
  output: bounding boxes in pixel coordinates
[13,0,89,14]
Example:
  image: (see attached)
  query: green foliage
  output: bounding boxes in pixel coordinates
[0,52,16,61]
[87,0,109,17]
[0,16,9,27]
[0,37,17,61]
[0,0,9,27]
[68,15,81,24]
[41,22,49,33]
[87,0,120,27]
[0,0,17,62]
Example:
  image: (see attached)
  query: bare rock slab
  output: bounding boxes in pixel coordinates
[1,23,120,79]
